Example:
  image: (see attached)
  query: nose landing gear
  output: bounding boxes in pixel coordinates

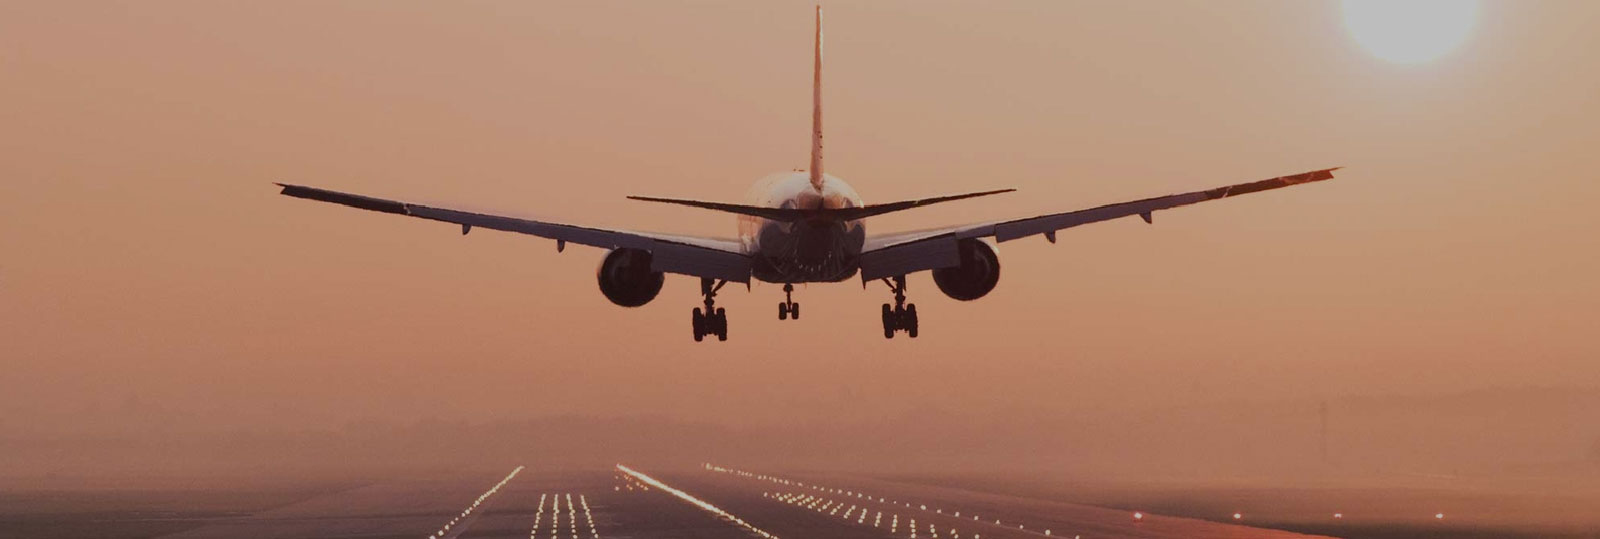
[880,275,918,339]
[692,277,728,342]
[777,283,800,320]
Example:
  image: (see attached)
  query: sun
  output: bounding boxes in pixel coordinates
[1342,0,1480,64]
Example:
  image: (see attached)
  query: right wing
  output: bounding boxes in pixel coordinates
[276,184,752,283]
[858,168,1338,281]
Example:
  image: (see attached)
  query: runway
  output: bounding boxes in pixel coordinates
[161,465,1334,539]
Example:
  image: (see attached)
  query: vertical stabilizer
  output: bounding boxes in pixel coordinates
[809,5,825,192]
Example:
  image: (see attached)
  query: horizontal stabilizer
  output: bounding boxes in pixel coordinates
[625,196,802,221]
[628,188,1015,222]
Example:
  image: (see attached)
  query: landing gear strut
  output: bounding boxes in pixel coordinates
[880,275,918,339]
[777,283,800,320]
[692,277,728,342]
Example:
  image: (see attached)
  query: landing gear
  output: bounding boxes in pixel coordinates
[777,283,800,320]
[692,278,728,342]
[880,275,918,339]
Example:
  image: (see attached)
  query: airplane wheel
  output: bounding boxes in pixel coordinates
[881,304,895,339]
[906,304,919,338]
[692,308,705,342]
[790,302,800,320]
[715,308,728,341]
[778,303,788,320]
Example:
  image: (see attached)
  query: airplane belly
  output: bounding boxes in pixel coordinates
[740,171,867,283]
[749,219,864,283]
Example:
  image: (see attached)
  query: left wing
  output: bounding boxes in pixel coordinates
[276,184,752,283]
[858,168,1338,281]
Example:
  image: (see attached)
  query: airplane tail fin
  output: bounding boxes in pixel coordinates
[808,5,824,192]
[628,188,1015,222]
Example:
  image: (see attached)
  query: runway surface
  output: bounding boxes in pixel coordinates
[161,465,1334,539]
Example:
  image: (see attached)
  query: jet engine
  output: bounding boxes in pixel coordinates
[932,239,1000,301]
[597,248,664,307]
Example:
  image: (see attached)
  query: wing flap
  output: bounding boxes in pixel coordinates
[650,241,751,282]
[859,233,960,282]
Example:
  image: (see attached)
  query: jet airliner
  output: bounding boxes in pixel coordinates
[278,7,1336,341]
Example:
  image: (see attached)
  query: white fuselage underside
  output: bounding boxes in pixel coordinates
[738,171,865,283]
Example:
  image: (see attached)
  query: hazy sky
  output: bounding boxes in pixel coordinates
[3,1,1598,437]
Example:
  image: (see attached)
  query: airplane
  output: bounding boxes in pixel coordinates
[277,6,1336,342]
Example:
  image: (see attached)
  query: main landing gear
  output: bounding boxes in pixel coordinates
[692,277,728,342]
[880,275,918,339]
[777,283,800,320]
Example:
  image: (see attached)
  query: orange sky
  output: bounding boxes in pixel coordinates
[3,1,1598,437]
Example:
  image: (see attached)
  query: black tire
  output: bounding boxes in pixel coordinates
[692,308,705,342]
[778,303,787,320]
[791,302,800,320]
[906,304,919,338]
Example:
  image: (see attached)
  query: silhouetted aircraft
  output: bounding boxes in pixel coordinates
[278,6,1336,341]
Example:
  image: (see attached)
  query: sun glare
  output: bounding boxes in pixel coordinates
[1342,0,1480,64]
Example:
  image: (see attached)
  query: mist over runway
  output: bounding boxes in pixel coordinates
[160,465,1329,539]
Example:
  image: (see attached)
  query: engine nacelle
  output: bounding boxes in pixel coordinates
[932,239,1000,301]
[597,248,665,307]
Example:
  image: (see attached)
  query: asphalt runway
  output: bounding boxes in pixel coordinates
[154,464,1331,539]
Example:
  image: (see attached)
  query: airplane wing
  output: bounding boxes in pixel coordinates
[858,168,1338,281]
[276,184,752,283]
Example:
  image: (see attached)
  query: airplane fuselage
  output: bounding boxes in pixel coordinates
[739,171,865,283]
